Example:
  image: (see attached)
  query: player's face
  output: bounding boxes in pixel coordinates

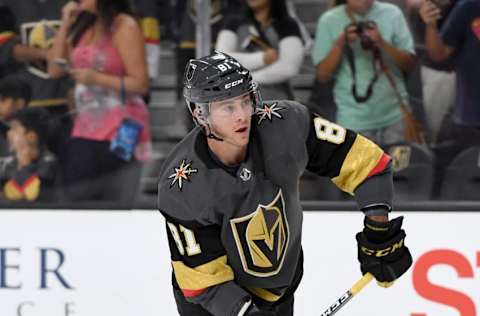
[208,93,253,147]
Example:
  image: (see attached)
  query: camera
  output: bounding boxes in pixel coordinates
[353,21,377,50]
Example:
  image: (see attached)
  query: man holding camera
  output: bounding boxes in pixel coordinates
[312,0,417,146]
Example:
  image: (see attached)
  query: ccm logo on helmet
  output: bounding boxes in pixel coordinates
[225,79,243,89]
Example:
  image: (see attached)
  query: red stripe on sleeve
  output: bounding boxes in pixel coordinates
[367,153,391,178]
[182,288,208,298]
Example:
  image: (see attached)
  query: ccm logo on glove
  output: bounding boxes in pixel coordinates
[360,238,405,257]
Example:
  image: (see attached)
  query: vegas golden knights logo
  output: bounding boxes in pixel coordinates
[230,190,290,277]
[389,145,411,172]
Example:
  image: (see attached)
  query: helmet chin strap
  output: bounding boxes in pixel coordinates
[207,132,223,142]
[204,122,224,142]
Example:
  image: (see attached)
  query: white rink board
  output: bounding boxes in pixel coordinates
[0,211,478,316]
[299,212,479,316]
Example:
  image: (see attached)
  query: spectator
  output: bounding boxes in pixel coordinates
[0,107,57,202]
[0,0,72,111]
[420,0,480,197]
[0,0,74,195]
[312,0,418,146]
[0,4,51,78]
[48,0,151,202]
[0,77,30,156]
[407,0,457,144]
[216,0,305,100]
[420,0,480,142]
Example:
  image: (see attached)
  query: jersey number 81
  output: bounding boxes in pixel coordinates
[313,117,346,144]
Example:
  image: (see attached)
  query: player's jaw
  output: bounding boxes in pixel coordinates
[231,118,251,146]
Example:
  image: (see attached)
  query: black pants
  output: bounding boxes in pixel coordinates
[62,138,141,202]
[171,249,303,316]
[172,285,294,316]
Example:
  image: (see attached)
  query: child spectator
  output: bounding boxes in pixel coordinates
[0,107,57,202]
[0,77,30,156]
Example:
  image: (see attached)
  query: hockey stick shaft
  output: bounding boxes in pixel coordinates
[320,272,374,316]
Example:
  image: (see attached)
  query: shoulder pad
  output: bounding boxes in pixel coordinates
[254,100,310,140]
[157,132,222,224]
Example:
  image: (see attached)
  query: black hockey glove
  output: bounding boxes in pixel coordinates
[234,298,275,316]
[356,216,412,287]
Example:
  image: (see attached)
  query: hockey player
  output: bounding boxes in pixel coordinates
[157,51,412,315]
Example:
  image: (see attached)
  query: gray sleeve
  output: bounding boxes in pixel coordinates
[353,160,393,213]
[160,192,251,316]
[186,281,250,316]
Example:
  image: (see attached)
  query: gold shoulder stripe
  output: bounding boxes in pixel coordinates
[172,255,234,291]
[332,134,384,194]
[247,287,283,302]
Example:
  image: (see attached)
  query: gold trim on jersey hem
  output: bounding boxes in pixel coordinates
[332,134,384,194]
[172,255,234,290]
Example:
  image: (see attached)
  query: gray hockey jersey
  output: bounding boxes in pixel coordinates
[157,100,391,315]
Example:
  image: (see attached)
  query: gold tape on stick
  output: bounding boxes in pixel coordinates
[350,272,374,295]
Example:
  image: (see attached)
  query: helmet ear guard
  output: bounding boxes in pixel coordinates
[188,101,208,126]
[250,82,262,109]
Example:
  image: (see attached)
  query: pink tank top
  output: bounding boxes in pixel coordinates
[71,27,151,161]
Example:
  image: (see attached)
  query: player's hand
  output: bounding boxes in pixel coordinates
[245,302,276,315]
[419,0,442,27]
[356,216,412,288]
[263,48,278,65]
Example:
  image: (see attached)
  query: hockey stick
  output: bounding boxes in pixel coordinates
[320,272,374,316]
